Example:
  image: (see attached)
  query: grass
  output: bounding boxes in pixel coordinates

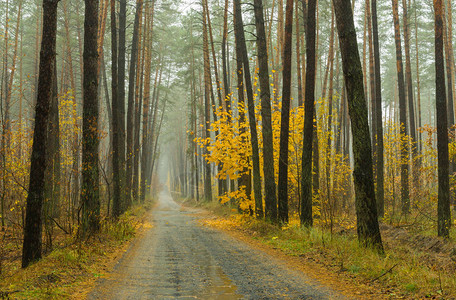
[0,202,152,299]
[196,201,456,299]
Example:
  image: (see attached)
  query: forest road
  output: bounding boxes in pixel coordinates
[89,190,348,299]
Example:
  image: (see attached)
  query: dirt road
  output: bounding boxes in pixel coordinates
[89,190,347,299]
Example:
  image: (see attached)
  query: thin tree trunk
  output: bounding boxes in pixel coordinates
[233,1,250,208]
[205,0,226,197]
[277,0,294,223]
[434,0,451,238]
[300,0,316,227]
[296,0,303,107]
[254,0,278,222]
[126,0,144,206]
[140,1,155,203]
[118,0,127,212]
[392,0,410,215]
[372,0,385,217]
[111,0,123,218]
[202,0,212,202]
[402,0,418,197]
[234,0,263,218]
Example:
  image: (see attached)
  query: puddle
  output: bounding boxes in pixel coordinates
[200,265,242,299]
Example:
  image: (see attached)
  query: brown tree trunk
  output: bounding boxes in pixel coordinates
[202,0,212,202]
[434,0,451,238]
[205,0,226,197]
[372,0,385,217]
[81,0,100,235]
[111,0,123,218]
[254,0,278,222]
[118,0,127,212]
[222,0,231,116]
[443,0,454,127]
[300,0,316,227]
[126,0,144,206]
[392,0,410,215]
[296,0,303,107]
[233,1,250,208]
[140,0,155,203]
[233,0,263,217]
[402,0,418,197]
[277,0,294,223]
[332,0,383,252]
[22,0,59,268]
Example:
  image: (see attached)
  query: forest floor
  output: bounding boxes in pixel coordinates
[194,201,456,299]
[4,193,453,299]
[0,203,153,299]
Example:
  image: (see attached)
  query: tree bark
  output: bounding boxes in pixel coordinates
[300,0,316,227]
[111,0,124,218]
[22,0,59,268]
[81,0,100,235]
[254,0,278,222]
[296,0,303,107]
[392,0,410,215]
[402,0,418,195]
[372,0,385,217]
[202,0,213,202]
[118,0,127,212]
[233,1,250,208]
[126,0,144,206]
[277,0,294,223]
[332,0,383,252]
[233,0,263,217]
[434,0,451,238]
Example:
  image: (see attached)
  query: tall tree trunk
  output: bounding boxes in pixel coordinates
[300,0,316,227]
[81,0,100,235]
[132,4,145,203]
[22,0,59,268]
[434,0,451,238]
[296,0,303,107]
[111,0,123,218]
[221,0,233,196]
[446,0,455,119]
[234,0,263,218]
[202,0,212,202]
[392,0,410,215]
[367,0,375,157]
[254,0,278,222]
[332,0,383,252]
[118,0,127,212]
[44,59,60,226]
[222,0,231,116]
[402,0,418,196]
[443,0,454,128]
[205,0,226,197]
[277,0,294,224]
[140,1,155,203]
[372,0,385,217]
[126,0,144,206]
[233,1,250,208]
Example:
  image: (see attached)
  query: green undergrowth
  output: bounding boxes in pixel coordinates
[197,201,456,299]
[0,202,152,299]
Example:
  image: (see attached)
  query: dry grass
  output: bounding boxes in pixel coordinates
[198,203,456,299]
[0,203,152,299]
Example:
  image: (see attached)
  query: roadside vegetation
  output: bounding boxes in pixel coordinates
[0,204,152,299]
[194,201,456,299]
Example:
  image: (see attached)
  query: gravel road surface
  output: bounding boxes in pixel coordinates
[89,190,347,299]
